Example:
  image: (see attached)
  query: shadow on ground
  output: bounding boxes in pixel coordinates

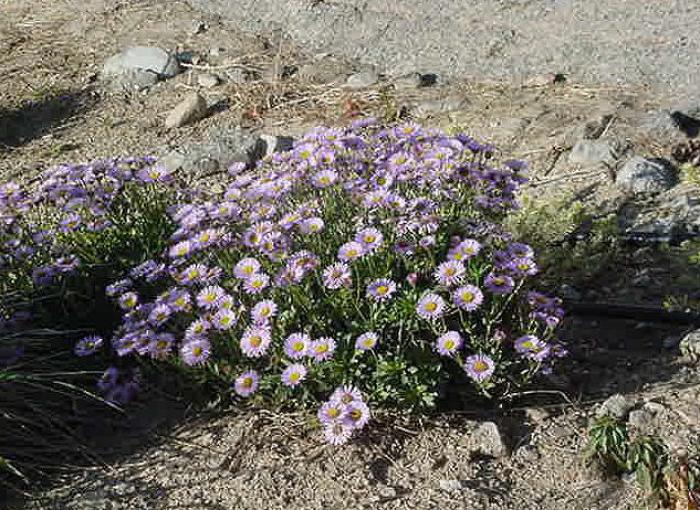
[0,87,98,150]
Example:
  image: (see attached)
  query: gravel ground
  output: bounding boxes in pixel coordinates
[189,0,700,101]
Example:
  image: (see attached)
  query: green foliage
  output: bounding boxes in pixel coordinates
[506,193,620,288]
[585,415,630,474]
[680,163,700,188]
[627,435,669,497]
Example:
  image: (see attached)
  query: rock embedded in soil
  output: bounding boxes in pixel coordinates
[470,421,509,459]
[680,329,700,362]
[260,134,295,158]
[345,70,379,89]
[197,73,220,88]
[165,93,209,129]
[568,139,616,166]
[615,156,677,195]
[596,394,635,420]
[414,95,467,116]
[627,409,653,429]
[102,46,180,90]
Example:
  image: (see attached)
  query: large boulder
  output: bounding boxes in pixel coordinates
[616,157,677,195]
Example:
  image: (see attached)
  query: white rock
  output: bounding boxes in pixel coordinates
[165,93,208,129]
[470,422,508,458]
[680,329,700,362]
[197,73,220,88]
[345,70,379,89]
[568,140,615,165]
[616,156,677,194]
[596,394,635,420]
[103,46,180,80]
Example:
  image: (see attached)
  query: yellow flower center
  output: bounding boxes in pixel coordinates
[249,336,262,347]
[362,339,375,348]
[315,344,329,354]
[364,235,376,244]
[460,292,474,302]
[241,377,253,388]
[424,302,437,312]
[346,249,357,258]
[192,346,202,356]
[289,372,301,382]
[327,408,340,418]
[292,341,305,352]
[445,268,455,276]
[376,285,388,295]
[473,360,488,372]
[444,339,455,350]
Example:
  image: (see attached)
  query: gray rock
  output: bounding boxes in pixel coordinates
[165,93,209,129]
[568,140,616,166]
[260,134,295,158]
[643,108,700,141]
[197,73,220,88]
[470,422,508,458]
[164,127,266,177]
[524,407,551,423]
[619,185,700,238]
[616,157,677,195]
[564,114,614,145]
[642,401,666,415]
[345,70,379,89]
[439,479,464,492]
[596,394,635,420]
[102,46,180,89]
[414,95,467,116]
[627,409,653,429]
[393,72,439,88]
[680,329,700,362]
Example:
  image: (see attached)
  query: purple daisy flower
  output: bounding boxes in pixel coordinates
[169,240,193,259]
[251,300,277,324]
[323,422,353,445]
[242,273,270,295]
[343,400,371,430]
[416,293,446,320]
[106,278,132,297]
[310,337,337,362]
[452,285,484,312]
[507,242,534,259]
[196,285,226,310]
[322,262,352,289]
[180,338,211,366]
[212,308,237,330]
[317,400,347,425]
[299,217,325,234]
[457,239,482,259]
[233,257,261,279]
[507,257,538,278]
[74,335,103,357]
[233,370,259,397]
[240,327,272,358]
[312,169,338,188]
[464,354,496,382]
[283,332,311,359]
[434,260,465,287]
[185,318,210,340]
[484,273,515,295]
[281,363,307,387]
[330,385,363,406]
[355,331,378,351]
[337,241,365,262]
[435,331,463,356]
[166,289,191,312]
[354,228,383,252]
[366,278,397,302]
[148,332,175,360]
[514,335,551,361]
[118,292,138,310]
[148,304,172,326]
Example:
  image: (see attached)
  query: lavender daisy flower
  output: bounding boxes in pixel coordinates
[323,422,353,445]
[251,300,277,324]
[355,228,383,252]
[416,293,446,320]
[434,260,465,287]
[507,242,534,259]
[233,257,261,279]
[74,335,103,357]
[180,338,211,366]
[212,308,237,330]
[464,354,496,382]
[148,304,172,326]
[310,337,337,362]
[514,335,551,361]
[507,257,538,278]
[240,327,272,358]
[185,318,210,339]
[312,169,338,188]
[457,239,482,259]
[196,285,226,310]
[330,385,363,405]
[148,333,175,360]
[243,273,270,294]
[281,363,307,387]
[366,278,397,302]
[167,289,191,312]
[484,273,515,295]
[169,240,193,259]
[118,292,139,310]
[435,331,463,356]
[317,400,347,425]
[452,285,484,312]
[299,217,325,234]
[343,400,371,430]
[233,370,259,397]
[283,332,310,359]
[322,262,352,289]
[337,241,365,262]
[106,278,132,297]
[355,331,378,351]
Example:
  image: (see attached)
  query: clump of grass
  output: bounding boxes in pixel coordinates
[680,163,700,188]
[506,193,620,288]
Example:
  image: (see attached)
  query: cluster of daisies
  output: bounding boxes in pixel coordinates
[3,118,568,446]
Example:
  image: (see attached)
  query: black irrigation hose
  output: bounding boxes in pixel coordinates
[566,300,700,326]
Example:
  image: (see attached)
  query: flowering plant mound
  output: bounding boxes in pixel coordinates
[93,119,567,443]
[0,157,175,327]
